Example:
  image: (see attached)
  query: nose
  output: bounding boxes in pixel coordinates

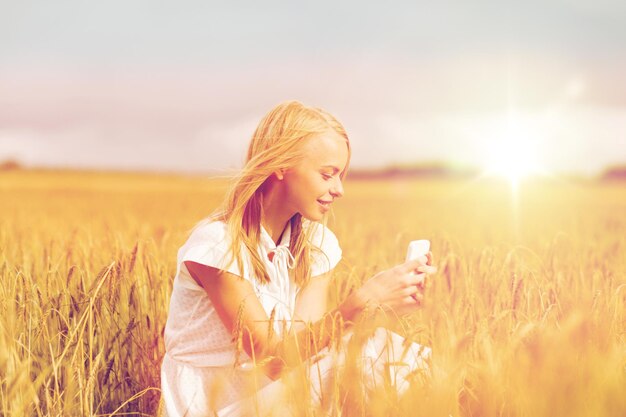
[331,177,344,198]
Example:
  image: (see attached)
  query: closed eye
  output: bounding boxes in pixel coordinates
[322,173,333,180]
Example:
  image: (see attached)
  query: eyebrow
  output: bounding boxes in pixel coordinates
[321,165,341,172]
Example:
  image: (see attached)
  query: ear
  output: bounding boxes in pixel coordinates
[273,169,286,181]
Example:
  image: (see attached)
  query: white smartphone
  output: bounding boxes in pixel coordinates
[406,240,431,298]
[406,239,430,263]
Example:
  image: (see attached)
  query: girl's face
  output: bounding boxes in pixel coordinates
[282,130,349,221]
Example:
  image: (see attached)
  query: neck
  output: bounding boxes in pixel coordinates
[260,185,295,246]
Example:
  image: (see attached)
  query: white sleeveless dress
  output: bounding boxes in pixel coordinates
[160,219,431,416]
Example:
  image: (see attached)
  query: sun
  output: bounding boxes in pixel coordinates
[482,112,543,186]
[485,135,538,185]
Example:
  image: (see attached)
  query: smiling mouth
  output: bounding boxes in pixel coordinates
[317,200,331,207]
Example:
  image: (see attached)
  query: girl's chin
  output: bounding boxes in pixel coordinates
[301,210,325,222]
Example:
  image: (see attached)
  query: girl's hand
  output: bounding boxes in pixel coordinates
[355,254,437,317]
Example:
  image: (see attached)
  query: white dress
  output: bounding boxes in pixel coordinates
[160,219,431,417]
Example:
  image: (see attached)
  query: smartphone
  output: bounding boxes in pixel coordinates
[406,239,430,263]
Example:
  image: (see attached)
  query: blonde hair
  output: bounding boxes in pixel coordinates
[194,100,351,286]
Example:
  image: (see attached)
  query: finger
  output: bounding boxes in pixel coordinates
[405,282,425,297]
[409,292,423,306]
[401,285,417,297]
[426,251,433,266]
[400,257,428,273]
[413,292,424,305]
[414,282,427,295]
[405,272,426,286]
[416,265,438,275]
[406,295,420,306]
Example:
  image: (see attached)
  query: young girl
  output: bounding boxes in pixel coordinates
[160,101,437,417]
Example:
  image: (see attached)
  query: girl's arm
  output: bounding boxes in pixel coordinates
[292,271,332,327]
[185,260,362,380]
[185,257,432,381]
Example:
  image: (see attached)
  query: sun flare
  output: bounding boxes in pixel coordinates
[485,137,538,184]
[482,112,543,185]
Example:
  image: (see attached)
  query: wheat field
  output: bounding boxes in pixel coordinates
[1,169,624,416]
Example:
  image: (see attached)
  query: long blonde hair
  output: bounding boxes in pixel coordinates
[194,100,351,286]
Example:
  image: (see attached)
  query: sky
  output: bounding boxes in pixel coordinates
[1,0,625,177]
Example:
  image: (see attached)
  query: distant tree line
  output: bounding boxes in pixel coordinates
[601,165,626,181]
[0,159,22,170]
[345,163,478,180]
[2,158,624,181]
